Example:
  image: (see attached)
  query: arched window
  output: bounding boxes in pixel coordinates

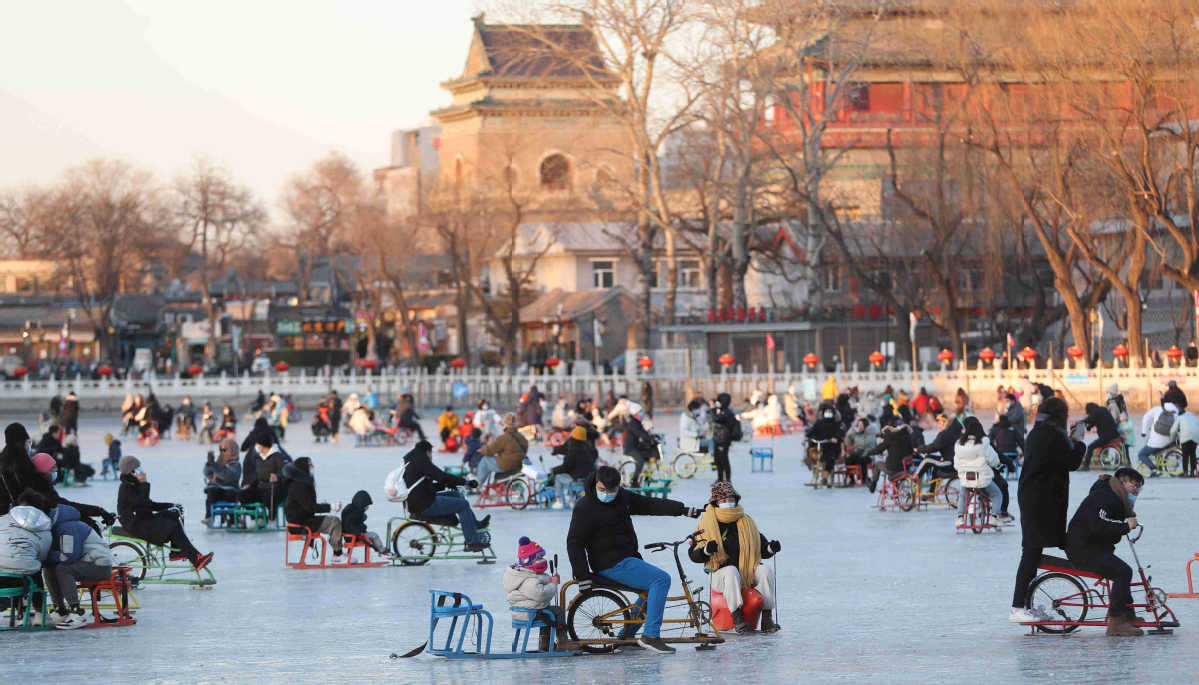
[539,154,571,191]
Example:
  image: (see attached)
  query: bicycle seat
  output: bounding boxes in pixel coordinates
[1038,554,1104,579]
[409,512,460,527]
[592,577,645,594]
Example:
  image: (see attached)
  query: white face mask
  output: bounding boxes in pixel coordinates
[717,502,737,509]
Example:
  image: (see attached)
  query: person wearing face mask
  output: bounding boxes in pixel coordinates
[116,456,213,571]
[710,393,740,482]
[806,404,843,484]
[0,422,114,529]
[689,481,781,634]
[1065,467,1144,636]
[283,457,346,561]
[566,466,702,654]
[240,432,287,512]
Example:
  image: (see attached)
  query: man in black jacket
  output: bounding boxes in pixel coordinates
[1080,402,1121,470]
[622,407,657,486]
[865,422,913,492]
[203,438,242,521]
[240,432,287,511]
[566,466,700,654]
[710,393,738,482]
[401,441,489,550]
[1065,468,1143,636]
[284,457,344,559]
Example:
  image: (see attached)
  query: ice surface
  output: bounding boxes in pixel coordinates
[4,410,1197,684]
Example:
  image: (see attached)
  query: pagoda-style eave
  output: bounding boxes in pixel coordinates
[441,73,621,94]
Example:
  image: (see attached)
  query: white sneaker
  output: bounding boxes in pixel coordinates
[987,515,1001,528]
[550,500,564,510]
[1009,607,1043,623]
[955,515,965,527]
[55,609,90,630]
[331,552,350,564]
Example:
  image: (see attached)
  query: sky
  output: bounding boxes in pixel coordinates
[0,0,483,215]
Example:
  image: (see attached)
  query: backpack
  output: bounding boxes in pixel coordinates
[730,419,743,442]
[1153,409,1176,437]
[383,464,426,503]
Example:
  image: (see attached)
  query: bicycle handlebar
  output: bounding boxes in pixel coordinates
[1127,523,1144,543]
[644,531,702,552]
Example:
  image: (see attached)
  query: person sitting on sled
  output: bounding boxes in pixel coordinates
[1065,466,1144,636]
[503,535,566,652]
[565,465,702,654]
[689,481,781,634]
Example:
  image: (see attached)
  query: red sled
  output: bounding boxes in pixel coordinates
[711,587,763,631]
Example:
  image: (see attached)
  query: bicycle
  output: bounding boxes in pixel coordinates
[956,485,998,534]
[804,438,836,488]
[875,472,917,511]
[561,532,724,652]
[672,441,715,480]
[1093,439,1129,470]
[907,457,958,509]
[618,434,671,486]
[473,471,534,511]
[1021,525,1179,634]
[1137,443,1184,476]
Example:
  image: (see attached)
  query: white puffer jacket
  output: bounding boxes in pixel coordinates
[503,565,558,620]
[953,438,1000,489]
[679,412,702,453]
[0,505,52,574]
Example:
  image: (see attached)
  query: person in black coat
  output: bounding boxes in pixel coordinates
[340,489,387,555]
[60,392,79,434]
[806,405,842,480]
[865,423,913,492]
[1065,469,1143,635]
[283,457,344,557]
[988,415,1025,473]
[59,433,93,484]
[565,466,700,653]
[240,432,287,511]
[0,423,113,528]
[203,438,242,520]
[621,410,657,486]
[549,426,597,506]
[116,456,212,570]
[710,393,738,482]
[398,401,426,440]
[1010,397,1085,622]
[1081,402,1121,470]
[401,441,488,549]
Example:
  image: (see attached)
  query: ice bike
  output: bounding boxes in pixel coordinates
[560,532,724,652]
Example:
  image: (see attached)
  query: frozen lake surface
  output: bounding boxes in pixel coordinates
[5,410,1198,684]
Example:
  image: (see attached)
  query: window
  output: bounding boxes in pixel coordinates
[677,259,701,289]
[540,154,571,191]
[823,264,842,291]
[957,266,983,293]
[592,260,614,289]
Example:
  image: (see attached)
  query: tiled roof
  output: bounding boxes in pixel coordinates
[474,23,610,80]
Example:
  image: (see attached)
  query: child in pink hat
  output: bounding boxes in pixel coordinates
[502,536,565,652]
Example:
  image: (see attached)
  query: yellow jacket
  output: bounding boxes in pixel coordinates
[820,377,838,401]
[438,412,460,433]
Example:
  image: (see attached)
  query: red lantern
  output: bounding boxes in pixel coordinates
[545,357,561,368]
[1113,344,1130,358]
[937,349,954,363]
[637,356,654,369]
[1019,347,1037,361]
[978,348,996,363]
[187,364,203,376]
[273,361,290,372]
[803,353,819,369]
[96,365,113,377]
[868,350,885,367]
[450,357,467,369]
[718,353,735,368]
[1066,346,1084,359]
[11,366,26,378]
[1167,346,1183,360]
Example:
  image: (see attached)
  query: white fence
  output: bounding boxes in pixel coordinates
[11,359,1199,412]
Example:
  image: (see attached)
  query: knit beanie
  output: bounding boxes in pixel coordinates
[31,452,56,474]
[709,480,740,505]
[517,536,547,573]
[570,425,588,441]
[119,455,141,476]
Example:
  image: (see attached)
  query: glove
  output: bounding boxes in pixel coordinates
[466,479,479,489]
[704,540,719,555]
[100,511,116,527]
[576,578,593,592]
[685,507,702,519]
[768,540,781,554]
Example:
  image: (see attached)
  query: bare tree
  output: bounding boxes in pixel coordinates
[0,189,53,260]
[279,152,362,303]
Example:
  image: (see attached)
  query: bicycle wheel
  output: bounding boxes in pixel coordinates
[390,521,436,566]
[1161,447,1184,475]
[108,541,147,584]
[1097,446,1123,471]
[672,453,698,479]
[617,458,637,486]
[1026,572,1088,634]
[506,478,531,511]
[567,588,635,653]
[896,477,917,512]
[940,477,960,509]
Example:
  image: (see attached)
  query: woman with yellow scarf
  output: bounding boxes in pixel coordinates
[690,481,781,633]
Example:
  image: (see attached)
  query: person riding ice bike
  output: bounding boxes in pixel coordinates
[952,417,1002,529]
[566,465,701,654]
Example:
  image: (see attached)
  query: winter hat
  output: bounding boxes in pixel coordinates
[4,422,28,446]
[119,455,141,476]
[104,433,114,446]
[709,480,740,505]
[415,440,433,454]
[31,452,56,474]
[254,432,274,448]
[570,425,588,441]
[294,457,312,472]
[1039,397,1068,427]
[516,536,547,573]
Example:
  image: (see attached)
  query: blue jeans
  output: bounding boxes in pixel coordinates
[553,474,582,506]
[1138,444,1164,471]
[957,481,1001,512]
[596,557,671,638]
[476,456,498,485]
[419,491,484,545]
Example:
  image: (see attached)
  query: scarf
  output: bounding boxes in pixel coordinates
[696,505,760,587]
